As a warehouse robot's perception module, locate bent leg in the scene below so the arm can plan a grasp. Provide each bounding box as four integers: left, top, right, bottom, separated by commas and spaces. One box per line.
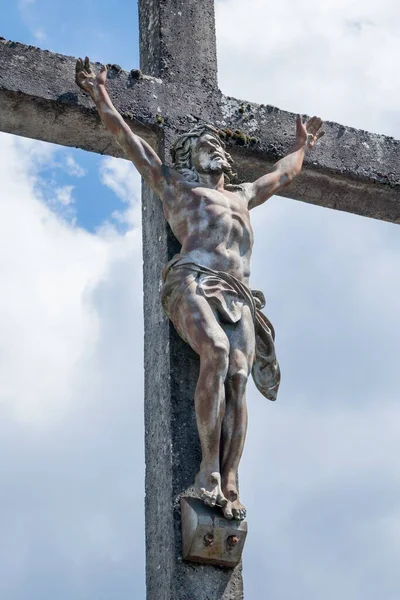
221, 305, 255, 519
168, 279, 230, 508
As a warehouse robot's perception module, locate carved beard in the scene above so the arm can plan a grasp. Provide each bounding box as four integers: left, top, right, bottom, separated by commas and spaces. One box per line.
196, 151, 231, 175
208, 157, 231, 174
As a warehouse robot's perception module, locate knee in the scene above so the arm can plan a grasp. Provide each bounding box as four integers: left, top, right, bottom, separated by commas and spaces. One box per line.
227, 368, 249, 395
231, 368, 249, 385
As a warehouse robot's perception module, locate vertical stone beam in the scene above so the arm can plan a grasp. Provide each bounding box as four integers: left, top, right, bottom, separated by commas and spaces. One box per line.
139, 0, 243, 598
139, 0, 218, 90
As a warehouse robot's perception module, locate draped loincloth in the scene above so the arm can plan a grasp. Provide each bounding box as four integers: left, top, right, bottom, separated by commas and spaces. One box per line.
161, 254, 281, 401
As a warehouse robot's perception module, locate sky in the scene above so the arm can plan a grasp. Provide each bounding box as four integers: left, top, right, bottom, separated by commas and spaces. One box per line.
1, 1, 400, 599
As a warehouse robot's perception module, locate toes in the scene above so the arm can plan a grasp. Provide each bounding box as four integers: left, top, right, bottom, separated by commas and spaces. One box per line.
232, 507, 246, 521
200, 488, 210, 502
223, 504, 233, 520
200, 488, 218, 507
232, 507, 243, 520
217, 492, 228, 507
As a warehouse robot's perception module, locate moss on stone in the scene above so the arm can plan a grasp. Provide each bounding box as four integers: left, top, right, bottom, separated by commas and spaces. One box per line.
130, 69, 143, 80
232, 130, 251, 146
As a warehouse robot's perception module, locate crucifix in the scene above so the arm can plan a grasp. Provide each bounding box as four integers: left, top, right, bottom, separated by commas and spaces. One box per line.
75, 54, 324, 523
1, 1, 399, 598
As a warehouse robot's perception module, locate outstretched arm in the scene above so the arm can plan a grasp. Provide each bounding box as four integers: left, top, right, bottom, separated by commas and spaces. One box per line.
247, 115, 324, 210
75, 57, 178, 198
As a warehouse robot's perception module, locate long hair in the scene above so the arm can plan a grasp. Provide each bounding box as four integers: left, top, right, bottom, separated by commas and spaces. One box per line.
170, 124, 235, 182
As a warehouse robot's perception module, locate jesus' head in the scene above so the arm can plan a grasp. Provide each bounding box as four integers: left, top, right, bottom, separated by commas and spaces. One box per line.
171, 125, 235, 183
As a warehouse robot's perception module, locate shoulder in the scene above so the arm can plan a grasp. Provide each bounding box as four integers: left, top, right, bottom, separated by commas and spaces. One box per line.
224, 182, 254, 203
156, 164, 188, 199
160, 163, 185, 186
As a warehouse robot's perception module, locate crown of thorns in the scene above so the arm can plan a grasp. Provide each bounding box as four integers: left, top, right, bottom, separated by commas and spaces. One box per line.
170, 124, 234, 163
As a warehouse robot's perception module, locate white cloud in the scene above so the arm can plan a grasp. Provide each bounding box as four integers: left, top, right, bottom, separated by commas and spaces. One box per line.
33, 28, 46, 43
239, 197, 400, 599
100, 156, 138, 204
0, 132, 145, 597
99, 156, 142, 229
0, 134, 143, 423
54, 184, 74, 205
65, 155, 87, 178
216, 0, 400, 136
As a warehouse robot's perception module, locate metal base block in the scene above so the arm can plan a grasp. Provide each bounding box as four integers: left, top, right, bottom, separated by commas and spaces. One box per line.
181, 497, 247, 567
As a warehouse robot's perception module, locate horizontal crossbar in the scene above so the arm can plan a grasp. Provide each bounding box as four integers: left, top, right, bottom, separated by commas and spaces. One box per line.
1, 38, 399, 223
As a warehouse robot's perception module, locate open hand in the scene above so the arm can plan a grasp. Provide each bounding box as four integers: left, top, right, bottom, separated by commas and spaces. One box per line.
75, 57, 107, 95
296, 115, 324, 149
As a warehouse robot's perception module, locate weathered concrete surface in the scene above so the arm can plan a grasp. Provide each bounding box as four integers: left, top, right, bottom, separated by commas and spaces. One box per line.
0, 38, 160, 153
0, 37, 219, 155
138, 0, 218, 89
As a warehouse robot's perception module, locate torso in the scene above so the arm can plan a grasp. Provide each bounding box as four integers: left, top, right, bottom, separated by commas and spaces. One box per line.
162, 181, 253, 283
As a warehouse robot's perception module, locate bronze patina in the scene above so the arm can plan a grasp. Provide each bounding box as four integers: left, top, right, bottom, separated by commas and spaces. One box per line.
76, 57, 324, 521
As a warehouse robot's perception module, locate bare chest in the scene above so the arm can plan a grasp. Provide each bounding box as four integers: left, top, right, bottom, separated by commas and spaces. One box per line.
164, 187, 253, 248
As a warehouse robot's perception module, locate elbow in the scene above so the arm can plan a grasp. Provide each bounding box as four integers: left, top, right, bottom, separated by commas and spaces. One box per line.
115, 132, 129, 152
279, 173, 292, 186
282, 167, 301, 185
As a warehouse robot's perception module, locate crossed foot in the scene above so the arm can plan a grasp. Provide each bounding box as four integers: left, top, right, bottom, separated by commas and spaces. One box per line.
194, 468, 247, 521
222, 473, 247, 521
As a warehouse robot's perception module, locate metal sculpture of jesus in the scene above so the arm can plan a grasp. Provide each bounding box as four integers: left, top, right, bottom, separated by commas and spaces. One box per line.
76, 58, 324, 521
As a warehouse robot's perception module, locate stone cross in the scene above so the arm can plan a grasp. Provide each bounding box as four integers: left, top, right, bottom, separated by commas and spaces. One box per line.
1, 1, 400, 598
